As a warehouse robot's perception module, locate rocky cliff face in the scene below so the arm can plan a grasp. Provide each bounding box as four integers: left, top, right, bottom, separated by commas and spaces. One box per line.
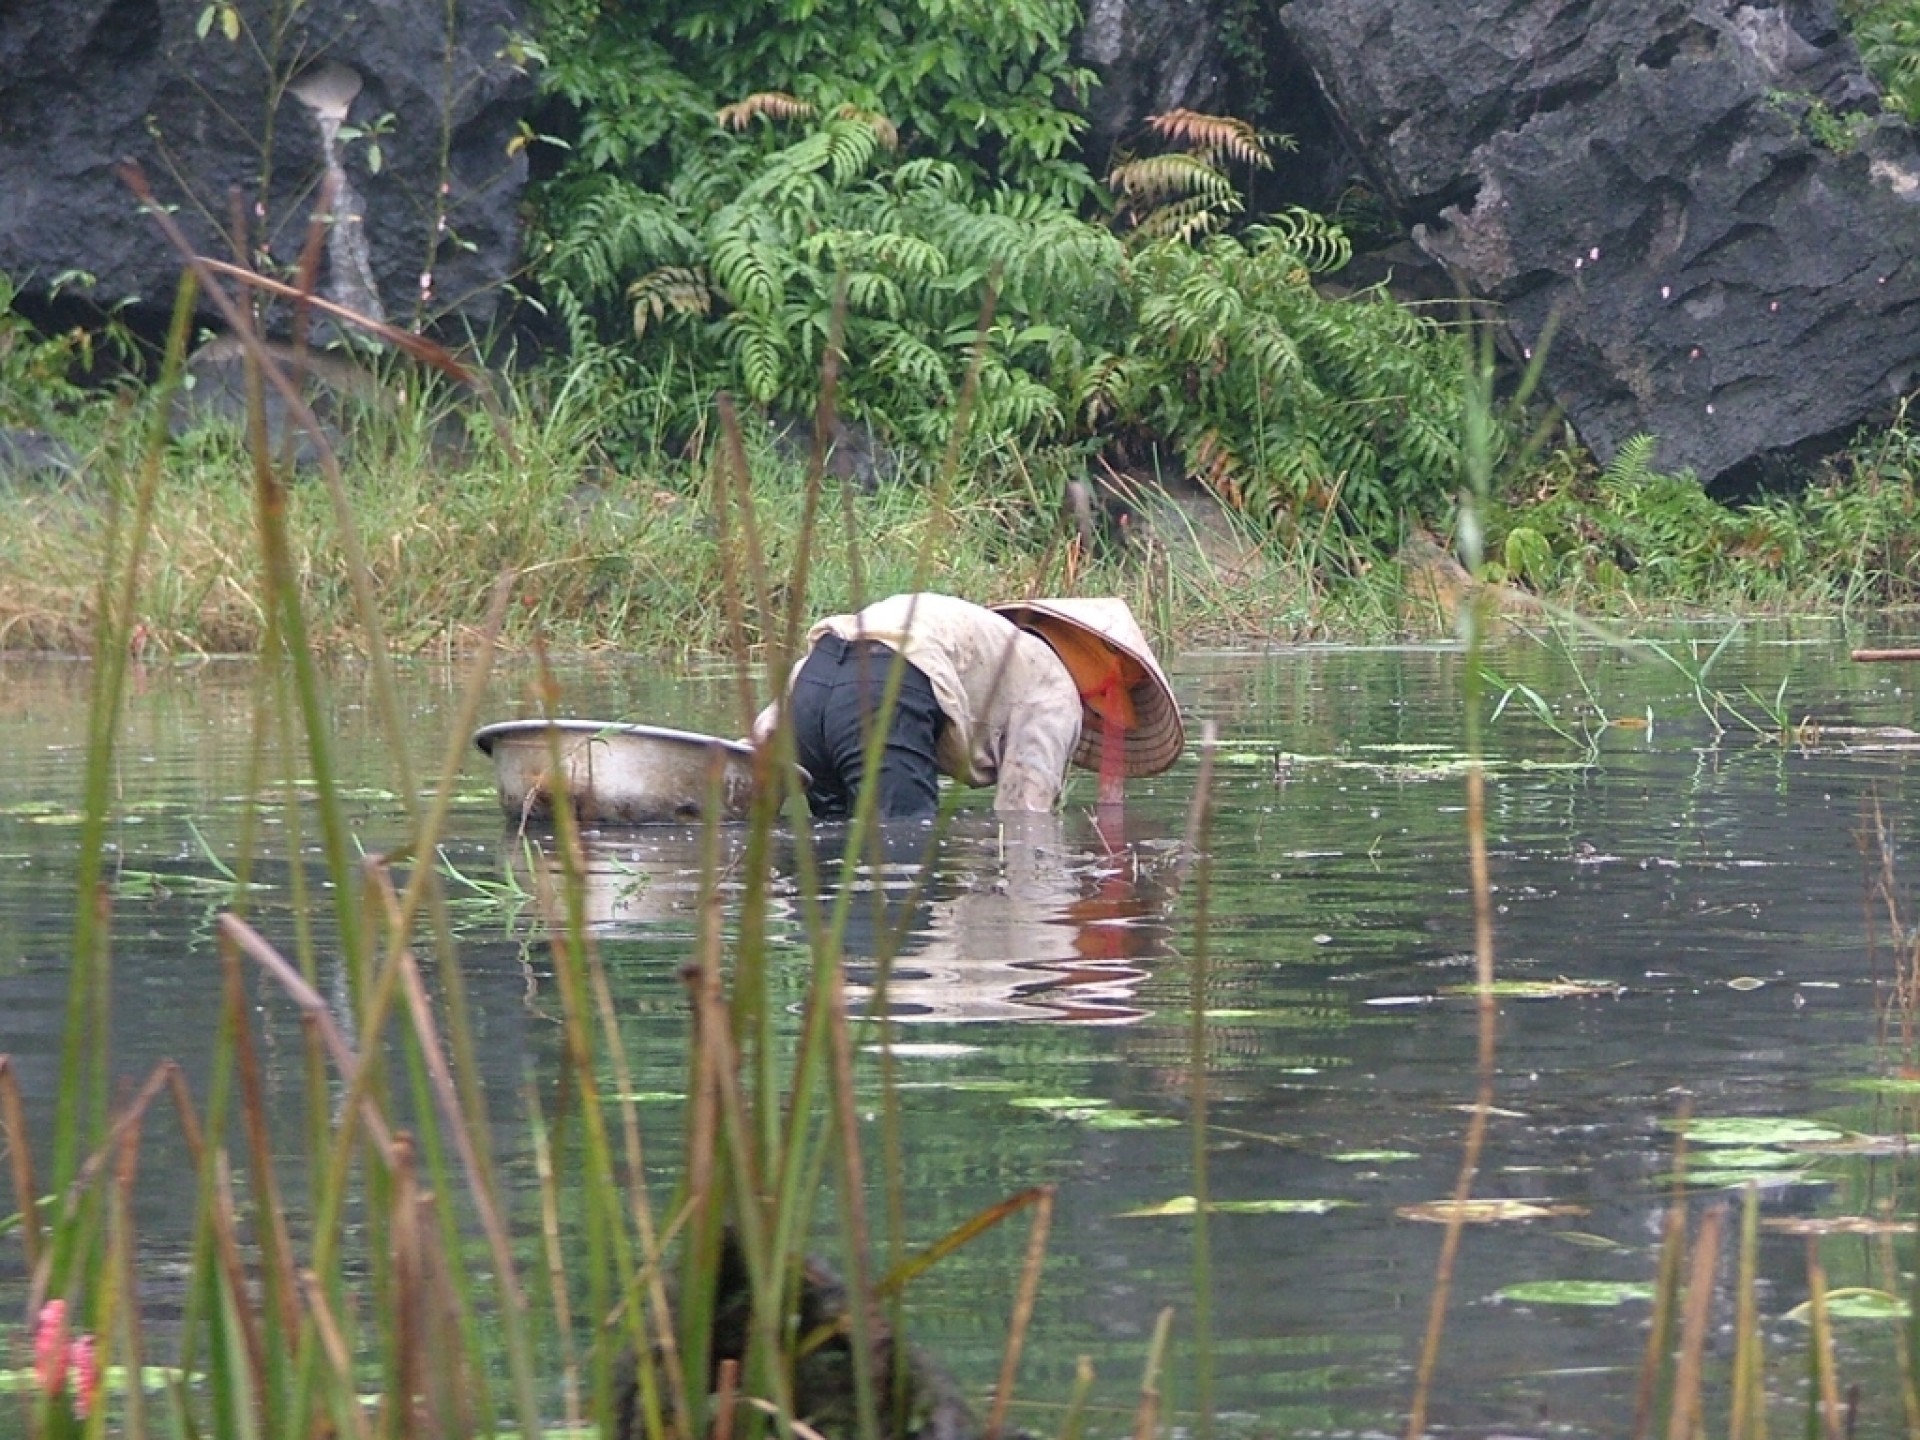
6, 0, 1916, 492
1277, 0, 1920, 493
0, 0, 532, 338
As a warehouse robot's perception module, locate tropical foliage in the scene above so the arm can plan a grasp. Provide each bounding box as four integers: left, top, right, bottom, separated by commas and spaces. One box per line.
1487, 423, 1920, 610
527, 0, 1475, 549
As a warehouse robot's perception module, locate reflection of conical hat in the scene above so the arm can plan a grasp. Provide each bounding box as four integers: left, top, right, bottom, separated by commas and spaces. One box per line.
991, 598, 1184, 777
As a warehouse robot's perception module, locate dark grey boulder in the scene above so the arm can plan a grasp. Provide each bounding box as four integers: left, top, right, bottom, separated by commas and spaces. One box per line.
1278, 0, 1920, 493
1075, 0, 1232, 171
0, 427, 83, 482
0, 0, 533, 341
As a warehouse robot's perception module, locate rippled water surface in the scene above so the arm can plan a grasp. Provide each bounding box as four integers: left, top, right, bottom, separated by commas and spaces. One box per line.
5, 622, 1920, 1436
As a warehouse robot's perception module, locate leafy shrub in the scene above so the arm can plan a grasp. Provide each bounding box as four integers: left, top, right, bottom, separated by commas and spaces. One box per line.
528, 0, 1477, 551
1842, 0, 1920, 119
1486, 427, 1920, 608
0, 276, 95, 430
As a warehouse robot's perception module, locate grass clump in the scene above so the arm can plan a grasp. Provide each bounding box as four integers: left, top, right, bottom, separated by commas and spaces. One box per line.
0, 341, 1330, 658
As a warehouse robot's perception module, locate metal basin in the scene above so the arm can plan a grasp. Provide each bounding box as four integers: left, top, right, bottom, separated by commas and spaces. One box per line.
473, 720, 790, 826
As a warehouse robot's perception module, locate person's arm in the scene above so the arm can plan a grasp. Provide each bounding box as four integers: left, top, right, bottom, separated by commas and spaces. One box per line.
992, 696, 1079, 811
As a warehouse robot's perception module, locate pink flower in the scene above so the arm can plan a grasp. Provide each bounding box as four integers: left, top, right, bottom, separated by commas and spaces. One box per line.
68, 1334, 99, 1420
33, 1299, 68, 1399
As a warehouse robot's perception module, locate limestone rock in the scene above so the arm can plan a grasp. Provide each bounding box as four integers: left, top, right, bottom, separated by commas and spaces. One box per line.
0, 0, 533, 339
1278, 0, 1920, 493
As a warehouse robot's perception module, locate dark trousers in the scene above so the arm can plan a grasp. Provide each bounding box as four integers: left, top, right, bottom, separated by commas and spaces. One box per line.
788, 634, 944, 821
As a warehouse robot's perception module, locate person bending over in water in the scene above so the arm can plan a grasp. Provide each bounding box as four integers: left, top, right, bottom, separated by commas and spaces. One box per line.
753, 592, 1182, 822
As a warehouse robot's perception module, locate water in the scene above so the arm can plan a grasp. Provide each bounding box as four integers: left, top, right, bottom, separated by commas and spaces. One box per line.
4, 623, 1920, 1436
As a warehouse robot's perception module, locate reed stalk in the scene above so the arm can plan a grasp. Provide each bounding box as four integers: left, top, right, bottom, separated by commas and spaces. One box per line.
5, 193, 1252, 1440
1182, 724, 1219, 1440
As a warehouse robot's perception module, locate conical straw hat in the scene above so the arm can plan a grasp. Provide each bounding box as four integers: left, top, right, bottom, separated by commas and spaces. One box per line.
991, 598, 1184, 777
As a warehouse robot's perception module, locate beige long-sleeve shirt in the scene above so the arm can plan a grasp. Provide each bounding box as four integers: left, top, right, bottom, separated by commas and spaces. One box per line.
752, 593, 1082, 811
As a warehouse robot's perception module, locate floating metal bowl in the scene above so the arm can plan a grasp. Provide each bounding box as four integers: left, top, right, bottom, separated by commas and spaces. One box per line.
473, 719, 797, 826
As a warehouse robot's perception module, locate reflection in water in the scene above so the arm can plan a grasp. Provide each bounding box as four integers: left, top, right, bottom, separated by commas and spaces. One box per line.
501, 823, 777, 930
833, 810, 1179, 1024
14, 635, 1920, 1435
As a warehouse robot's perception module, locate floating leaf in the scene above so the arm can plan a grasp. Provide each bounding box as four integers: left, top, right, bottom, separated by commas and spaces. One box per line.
1668, 1167, 1827, 1191
1329, 1150, 1419, 1164
1784, 1288, 1909, 1323
1555, 1231, 1629, 1250
1009, 1095, 1110, 1112
868, 1042, 980, 1059
1673, 1147, 1812, 1172
1080, 1109, 1180, 1131
1834, 1074, 1920, 1095
1497, 1280, 1655, 1307
1398, 1199, 1588, 1224
1726, 976, 1766, 991
1441, 978, 1622, 1000
1763, 1215, 1914, 1236
1120, 1195, 1352, 1218
1672, 1117, 1846, 1148
1789, 1134, 1916, 1157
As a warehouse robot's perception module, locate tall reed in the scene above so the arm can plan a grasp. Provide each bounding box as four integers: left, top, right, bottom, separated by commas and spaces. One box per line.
3, 201, 1110, 1440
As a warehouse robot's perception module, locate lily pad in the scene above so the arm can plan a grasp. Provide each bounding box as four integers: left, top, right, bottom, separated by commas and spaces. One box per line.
1835, 1074, 1920, 1096
1784, 1288, 1909, 1323
1672, 1117, 1846, 1148
1009, 1095, 1110, 1113
1397, 1199, 1588, 1224
1671, 1147, 1813, 1173
1497, 1280, 1655, 1307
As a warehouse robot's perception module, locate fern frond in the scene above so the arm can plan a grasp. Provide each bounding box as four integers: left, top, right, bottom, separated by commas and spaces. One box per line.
1250, 210, 1352, 276
843, 268, 906, 320
708, 229, 785, 314
872, 329, 952, 397
545, 178, 694, 297
627, 266, 712, 337
890, 158, 969, 200
833, 103, 900, 152
1109, 153, 1238, 208
1123, 193, 1230, 247
1146, 109, 1272, 170
1190, 429, 1247, 510
717, 91, 816, 130
1601, 433, 1662, 487
822, 115, 884, 187
721, 310, 787, 401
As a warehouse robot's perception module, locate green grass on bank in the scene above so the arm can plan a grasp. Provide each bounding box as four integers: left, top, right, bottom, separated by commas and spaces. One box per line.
0, 371, 1328, 658
5, 363, 1920, 660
